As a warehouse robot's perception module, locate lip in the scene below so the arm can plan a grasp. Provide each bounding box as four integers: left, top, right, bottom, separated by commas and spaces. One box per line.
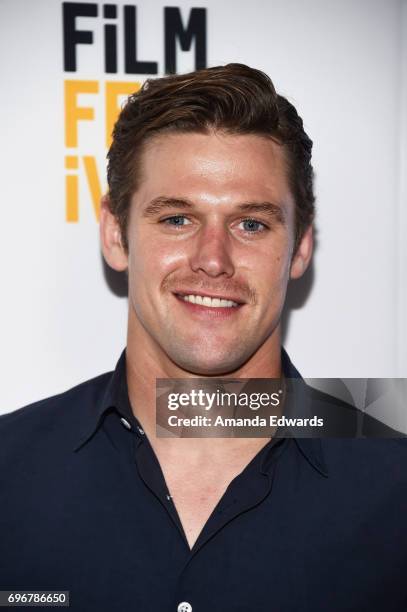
173, 290, 246, 305
173, 293, 244, 319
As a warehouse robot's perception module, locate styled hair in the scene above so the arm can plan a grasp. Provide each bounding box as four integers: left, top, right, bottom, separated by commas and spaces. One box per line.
107, 63, 315, 252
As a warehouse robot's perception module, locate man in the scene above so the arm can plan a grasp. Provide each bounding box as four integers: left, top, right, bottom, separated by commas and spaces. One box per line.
1, 64, 406, 612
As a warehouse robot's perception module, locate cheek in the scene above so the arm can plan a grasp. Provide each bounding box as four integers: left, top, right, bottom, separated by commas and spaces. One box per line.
259, 263, 290, 298
128, 233, 188, 285
247, 251, 292, 314
274, 252, 292, 282
244, 239, 292, 284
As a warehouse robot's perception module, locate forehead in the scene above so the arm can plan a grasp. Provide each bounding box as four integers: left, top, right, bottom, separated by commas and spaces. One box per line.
133, 130, 294, 211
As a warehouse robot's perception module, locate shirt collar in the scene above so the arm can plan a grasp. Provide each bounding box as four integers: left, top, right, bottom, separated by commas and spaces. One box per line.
281, 348, 329, 477
74, 347, 329, 476
74, 348, 137, 451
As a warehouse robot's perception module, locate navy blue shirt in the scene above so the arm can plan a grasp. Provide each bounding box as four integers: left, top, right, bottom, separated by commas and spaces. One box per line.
1, 350, 406, 612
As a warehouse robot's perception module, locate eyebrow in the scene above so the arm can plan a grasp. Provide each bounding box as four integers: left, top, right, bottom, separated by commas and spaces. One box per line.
142, 197, 194, 217
237, 202, 286, 225
141, 196, 287, 225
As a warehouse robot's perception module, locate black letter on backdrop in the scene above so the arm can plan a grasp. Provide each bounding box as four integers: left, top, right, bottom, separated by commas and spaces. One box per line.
164, 7, 207, 74
124, 6, 158, 74
104, 4, 118, 73
63, 2, 98, 72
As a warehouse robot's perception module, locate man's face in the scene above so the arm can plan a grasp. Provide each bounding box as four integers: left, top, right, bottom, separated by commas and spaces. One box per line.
113, 131, 311, 375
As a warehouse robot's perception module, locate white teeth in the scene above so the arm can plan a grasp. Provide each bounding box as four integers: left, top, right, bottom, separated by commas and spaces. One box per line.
181, 294, 238, 308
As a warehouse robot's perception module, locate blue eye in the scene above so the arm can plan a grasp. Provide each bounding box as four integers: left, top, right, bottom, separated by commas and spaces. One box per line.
162, 215, 192, 226
239, 219, 267, 233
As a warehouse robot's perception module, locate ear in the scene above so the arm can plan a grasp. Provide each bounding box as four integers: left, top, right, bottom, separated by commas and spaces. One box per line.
99, 195, 128, 271
290, 224, 314, 279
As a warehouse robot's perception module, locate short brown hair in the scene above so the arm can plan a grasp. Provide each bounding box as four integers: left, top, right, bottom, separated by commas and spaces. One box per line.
107, 63, 315, 252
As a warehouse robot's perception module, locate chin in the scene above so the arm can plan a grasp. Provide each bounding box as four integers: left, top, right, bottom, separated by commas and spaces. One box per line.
170, 348, 249, 377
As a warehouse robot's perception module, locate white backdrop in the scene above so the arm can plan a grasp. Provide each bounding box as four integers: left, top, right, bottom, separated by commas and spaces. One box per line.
1, 0, 406, 414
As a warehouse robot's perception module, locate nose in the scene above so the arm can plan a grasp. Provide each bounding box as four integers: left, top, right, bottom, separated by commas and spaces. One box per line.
189, 223, 235, 278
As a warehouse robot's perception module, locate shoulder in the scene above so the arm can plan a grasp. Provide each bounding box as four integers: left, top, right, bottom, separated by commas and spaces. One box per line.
306, 383, 406, 438
321, 437, 407, 489
0, 371, 113, 456
312, 385, 407, 481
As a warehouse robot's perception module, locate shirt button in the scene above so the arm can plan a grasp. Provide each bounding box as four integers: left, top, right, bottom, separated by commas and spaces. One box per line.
120, 417, 132, 430
177, 603, 192, 612
137, 426, 145, 435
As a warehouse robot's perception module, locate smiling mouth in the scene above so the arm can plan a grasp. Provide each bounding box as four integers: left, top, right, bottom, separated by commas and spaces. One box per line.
174, 293, 242, 309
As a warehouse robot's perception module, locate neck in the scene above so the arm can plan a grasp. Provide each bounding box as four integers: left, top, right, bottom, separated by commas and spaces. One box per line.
125, 310, 282, 454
